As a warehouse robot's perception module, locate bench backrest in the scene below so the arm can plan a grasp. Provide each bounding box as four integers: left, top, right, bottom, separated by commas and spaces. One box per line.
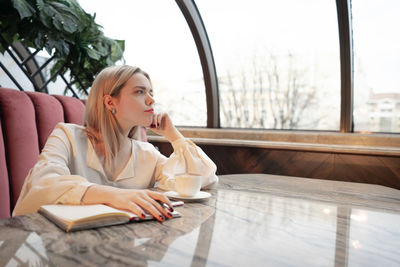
0, 88, 85, 218
0, 87, 147, 218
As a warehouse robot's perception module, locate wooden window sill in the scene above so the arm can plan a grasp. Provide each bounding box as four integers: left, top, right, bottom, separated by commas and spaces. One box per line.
147, 128, 400, 157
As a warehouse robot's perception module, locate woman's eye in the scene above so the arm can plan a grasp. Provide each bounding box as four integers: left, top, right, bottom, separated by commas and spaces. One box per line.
136, 90, 144, 94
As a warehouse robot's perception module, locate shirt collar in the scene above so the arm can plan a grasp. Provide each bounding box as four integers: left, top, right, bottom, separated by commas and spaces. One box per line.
114, 140, 136, 181
86, 138, 136, 181
86, 139, 106, 176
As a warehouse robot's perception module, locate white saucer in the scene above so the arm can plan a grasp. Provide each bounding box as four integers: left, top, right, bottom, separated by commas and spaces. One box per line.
164, 191, 211, 200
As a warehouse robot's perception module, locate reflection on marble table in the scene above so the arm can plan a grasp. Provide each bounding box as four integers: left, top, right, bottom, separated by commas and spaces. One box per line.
0, 174, 399, 266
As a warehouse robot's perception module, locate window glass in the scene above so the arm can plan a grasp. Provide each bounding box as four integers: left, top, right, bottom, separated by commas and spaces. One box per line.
352, 0, 400, 133
79, 0, 206, 126
0, 53, 35, 91
196, 0, 341, 130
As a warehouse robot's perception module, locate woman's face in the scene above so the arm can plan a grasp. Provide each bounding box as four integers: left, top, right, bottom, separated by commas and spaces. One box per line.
112, 73, 155, 132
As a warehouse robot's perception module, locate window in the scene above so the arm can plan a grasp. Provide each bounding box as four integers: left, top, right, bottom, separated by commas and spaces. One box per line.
0, 53, 34, 91
379, 117, 392, 132
353, 0, 400, 133
196, 0, 341, 130
79, 0, 207, 126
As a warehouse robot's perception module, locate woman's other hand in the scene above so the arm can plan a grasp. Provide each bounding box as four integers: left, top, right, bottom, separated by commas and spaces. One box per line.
149, 112, 184, 142
81, 185, 174, 222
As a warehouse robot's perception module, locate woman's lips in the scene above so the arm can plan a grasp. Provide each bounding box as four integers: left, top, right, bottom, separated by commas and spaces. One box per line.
144, 108, 154, 114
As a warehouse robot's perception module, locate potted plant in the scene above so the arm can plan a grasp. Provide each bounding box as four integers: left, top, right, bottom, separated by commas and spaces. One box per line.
0, 0, 125, 94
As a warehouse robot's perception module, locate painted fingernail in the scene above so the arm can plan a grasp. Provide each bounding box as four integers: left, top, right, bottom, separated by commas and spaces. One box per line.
167, 211, 173, 218
159, 215, 165, 221
141, 213, 146, 219
161, 203, 173, 212
151, 124, 156, 128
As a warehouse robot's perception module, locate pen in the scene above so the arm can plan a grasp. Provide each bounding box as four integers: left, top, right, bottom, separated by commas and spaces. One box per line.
157, 200, 174, 212
157, 200, 184, 211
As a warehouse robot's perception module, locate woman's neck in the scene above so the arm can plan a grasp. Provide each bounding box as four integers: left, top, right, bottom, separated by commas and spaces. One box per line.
92, 136, 131, 179
92, 135, 130, 156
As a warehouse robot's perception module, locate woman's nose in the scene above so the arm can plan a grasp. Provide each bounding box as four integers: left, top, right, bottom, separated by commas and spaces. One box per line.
146, 93, 155, 106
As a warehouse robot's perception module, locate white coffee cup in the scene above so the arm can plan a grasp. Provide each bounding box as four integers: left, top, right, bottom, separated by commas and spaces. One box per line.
174, 174, 202, 197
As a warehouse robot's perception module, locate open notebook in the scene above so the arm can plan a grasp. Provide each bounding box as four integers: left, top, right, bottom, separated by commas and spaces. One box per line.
39, 202, 182, 232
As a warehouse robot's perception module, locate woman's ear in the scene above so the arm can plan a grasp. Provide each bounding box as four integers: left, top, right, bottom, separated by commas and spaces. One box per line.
103, 94, 115, 112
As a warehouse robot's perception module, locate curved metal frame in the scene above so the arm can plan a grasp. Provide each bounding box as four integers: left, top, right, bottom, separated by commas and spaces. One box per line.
0, 39, 86, 98
336, 0, 354, 132
175, 0, 220, 128
10, 42, 48, 93
0, 38, 47, 93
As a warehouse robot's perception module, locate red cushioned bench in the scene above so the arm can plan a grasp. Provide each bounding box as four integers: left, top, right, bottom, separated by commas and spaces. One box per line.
0, 87, 146, 218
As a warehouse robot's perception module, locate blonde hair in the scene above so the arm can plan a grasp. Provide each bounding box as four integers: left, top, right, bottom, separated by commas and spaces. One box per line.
84, 65, 151, 169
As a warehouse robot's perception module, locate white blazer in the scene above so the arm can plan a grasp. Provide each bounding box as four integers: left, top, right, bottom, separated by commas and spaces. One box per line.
13, 123, 218, 216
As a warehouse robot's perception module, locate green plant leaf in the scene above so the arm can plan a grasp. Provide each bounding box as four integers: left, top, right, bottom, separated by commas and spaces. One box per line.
86, 48, 100, 60
95, 43, 108, 57
1, 0, 125, 94
34, 31, 45, 48
11, 0, 36, 19
115, 39, 125, 52
37, 0, 53, 28
110, 39, 124, 62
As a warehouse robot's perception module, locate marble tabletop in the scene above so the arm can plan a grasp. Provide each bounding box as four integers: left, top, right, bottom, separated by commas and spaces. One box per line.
1, 174, 399, 267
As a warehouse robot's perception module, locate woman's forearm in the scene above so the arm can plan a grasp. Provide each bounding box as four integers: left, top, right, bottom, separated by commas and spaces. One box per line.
164, 128, 184, 143
81, 184, 116, 205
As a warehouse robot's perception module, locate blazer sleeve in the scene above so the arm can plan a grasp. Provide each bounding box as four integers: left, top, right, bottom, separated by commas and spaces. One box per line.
154, 138, 218, 191
12, 125, 94, 216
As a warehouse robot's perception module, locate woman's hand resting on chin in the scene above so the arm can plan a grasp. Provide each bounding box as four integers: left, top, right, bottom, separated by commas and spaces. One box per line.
149, 112, 184, 143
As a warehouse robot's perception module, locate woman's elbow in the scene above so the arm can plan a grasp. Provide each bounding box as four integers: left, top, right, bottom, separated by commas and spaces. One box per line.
202, 173, 218, 189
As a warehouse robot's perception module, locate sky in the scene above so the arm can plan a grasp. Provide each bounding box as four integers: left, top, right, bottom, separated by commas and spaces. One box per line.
352, 0, 400, 93
79, 0, 202, 86
76, 0, 400, 129
78, 0, 400, 94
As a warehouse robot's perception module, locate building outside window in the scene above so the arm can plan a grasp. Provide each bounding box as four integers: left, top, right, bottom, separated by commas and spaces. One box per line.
352, 0, 400, 133
366, 92, 400, 132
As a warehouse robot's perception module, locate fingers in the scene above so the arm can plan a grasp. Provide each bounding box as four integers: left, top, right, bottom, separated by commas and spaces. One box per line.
147, 191, 173, 211
156, 114, 163, 129
151, 113, 169, 130
142, 195, 174, 220
102, 188, 175, 222
132, 191, 174, 222
150, 114, 158, 128
108, 200, 147, 220
136, 197, 165, 222
125, 201, 147, 220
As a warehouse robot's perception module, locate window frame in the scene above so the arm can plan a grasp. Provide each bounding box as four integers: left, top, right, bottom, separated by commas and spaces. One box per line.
176, 0, 220, 128
177, 0, 357, 133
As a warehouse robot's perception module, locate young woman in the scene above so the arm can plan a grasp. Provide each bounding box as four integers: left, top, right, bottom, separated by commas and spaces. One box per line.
13, 65, 218, 221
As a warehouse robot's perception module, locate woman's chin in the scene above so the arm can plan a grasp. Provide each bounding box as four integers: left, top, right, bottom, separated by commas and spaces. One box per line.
142, 120, 153, 128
